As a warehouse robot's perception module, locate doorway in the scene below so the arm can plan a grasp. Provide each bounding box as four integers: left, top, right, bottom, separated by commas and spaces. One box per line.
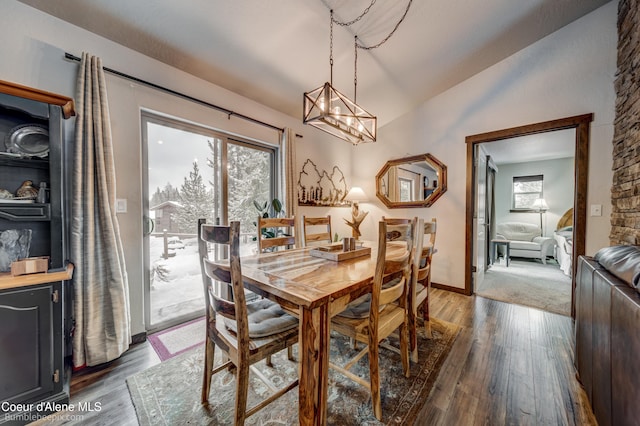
475, 137, 575, 315
464, 114, 593, 317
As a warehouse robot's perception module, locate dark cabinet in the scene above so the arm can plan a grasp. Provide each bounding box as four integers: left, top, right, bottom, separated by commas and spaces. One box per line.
0, 283, 64, 403
0, 80, 74, 425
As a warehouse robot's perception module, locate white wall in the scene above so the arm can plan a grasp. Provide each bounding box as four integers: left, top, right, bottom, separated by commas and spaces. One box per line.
494, 157, 575, 237
0, 1, 352, 335
351, 1, 617, 290
0, 0, 617, 320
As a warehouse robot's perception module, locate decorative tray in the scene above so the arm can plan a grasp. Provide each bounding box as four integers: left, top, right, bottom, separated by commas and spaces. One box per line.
309, 243, 371, 262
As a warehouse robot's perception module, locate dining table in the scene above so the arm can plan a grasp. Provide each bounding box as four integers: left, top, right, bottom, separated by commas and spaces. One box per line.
240, 241, 407, 425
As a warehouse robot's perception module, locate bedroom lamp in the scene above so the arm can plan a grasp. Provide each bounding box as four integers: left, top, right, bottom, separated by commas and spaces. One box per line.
532, 198, 549, 235
344, 187, 369, 239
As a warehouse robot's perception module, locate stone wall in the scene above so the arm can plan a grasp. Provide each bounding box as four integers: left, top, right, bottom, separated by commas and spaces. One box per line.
611, 0, 640, 245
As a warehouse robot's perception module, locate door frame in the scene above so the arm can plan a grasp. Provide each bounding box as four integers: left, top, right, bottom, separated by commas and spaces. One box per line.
141, 111, 279, 332
464, 113, 593, 318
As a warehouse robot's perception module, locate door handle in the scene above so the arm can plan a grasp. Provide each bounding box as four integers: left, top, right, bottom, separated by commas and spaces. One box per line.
144, 216, 155, 236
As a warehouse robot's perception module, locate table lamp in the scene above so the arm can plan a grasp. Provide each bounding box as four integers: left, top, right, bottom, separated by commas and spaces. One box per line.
344, 187, 368, 239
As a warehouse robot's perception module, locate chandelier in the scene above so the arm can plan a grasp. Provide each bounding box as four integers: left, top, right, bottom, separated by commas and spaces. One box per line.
303, 2, 412, 145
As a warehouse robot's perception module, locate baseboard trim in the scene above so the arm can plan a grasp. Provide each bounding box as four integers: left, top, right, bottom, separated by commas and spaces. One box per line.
432, 282, 469, 295
131, 331, 147, 344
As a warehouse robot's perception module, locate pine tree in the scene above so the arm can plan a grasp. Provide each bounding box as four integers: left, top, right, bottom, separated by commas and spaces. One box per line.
174, 161, 214, 233
225, 144, 272, 232
150, 182, 180, 207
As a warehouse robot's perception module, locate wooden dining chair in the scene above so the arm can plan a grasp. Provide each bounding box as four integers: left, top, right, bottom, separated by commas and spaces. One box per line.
198, 219, 299, 425
330, 219, 415, 420
384, 216, 437, 361
410, 218, 437, 361
302, 215, 332, 247
257, 216, 297, 252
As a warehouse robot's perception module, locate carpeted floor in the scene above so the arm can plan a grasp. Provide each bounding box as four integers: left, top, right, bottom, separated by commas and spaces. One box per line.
127, 318, 460, 425
476, 258, 571, 316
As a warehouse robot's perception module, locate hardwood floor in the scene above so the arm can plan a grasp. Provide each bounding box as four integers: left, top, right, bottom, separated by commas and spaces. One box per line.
40, 289, 595, 425
418, 290, 596, 426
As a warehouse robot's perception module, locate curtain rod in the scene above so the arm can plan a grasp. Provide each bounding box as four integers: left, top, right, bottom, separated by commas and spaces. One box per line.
64, 52, 302, 138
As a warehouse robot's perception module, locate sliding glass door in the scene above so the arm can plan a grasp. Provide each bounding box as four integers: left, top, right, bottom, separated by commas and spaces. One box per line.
142, 112, 277, 331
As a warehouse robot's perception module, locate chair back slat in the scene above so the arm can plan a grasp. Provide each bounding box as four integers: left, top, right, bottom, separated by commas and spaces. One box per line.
302, 215, 332, 246
204, 263, 232, 284
258, 216, 297, 252
379, 276, 406, 306
384, 251, 411, 275
416, 266, 430, 282
202, 224, 232, 245
381, 217, 413, 225
211, 293, 237, 320
259, 235, 297, 250
383, 218, 415, 248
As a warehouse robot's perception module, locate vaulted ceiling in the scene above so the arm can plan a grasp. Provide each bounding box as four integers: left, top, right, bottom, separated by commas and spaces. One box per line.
18, 0, 611, 129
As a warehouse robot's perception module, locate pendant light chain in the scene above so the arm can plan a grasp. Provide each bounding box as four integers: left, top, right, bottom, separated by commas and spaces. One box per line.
332, 0, 377, 27
330, 10, 334, 86
354, 36, 358, 104
330, 0, 413, 103
356, 0, 413, 50
331, 0, 413, 51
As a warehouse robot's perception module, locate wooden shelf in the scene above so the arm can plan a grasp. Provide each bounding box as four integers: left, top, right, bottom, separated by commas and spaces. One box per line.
0, 262, 74, 291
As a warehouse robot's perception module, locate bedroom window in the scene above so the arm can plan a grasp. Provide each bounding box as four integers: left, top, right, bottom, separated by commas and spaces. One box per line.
512, 174, 543, 211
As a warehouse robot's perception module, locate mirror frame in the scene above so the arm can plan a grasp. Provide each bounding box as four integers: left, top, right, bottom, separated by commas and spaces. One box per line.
375, 153, 448, 208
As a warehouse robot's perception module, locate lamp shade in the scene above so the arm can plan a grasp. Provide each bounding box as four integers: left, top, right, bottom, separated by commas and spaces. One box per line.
345, 187, 368, 202
532, 198, 549, 211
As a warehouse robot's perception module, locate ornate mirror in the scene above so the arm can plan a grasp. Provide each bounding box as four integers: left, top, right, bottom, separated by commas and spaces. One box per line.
376, 153, 447, 208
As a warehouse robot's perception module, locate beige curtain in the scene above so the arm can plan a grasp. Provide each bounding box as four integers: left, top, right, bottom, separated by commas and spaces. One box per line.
281, 128, 298, 244
71, 52, 131, 367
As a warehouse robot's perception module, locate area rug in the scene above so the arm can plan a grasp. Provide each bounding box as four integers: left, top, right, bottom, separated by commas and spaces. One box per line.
127, 318, 460, 425
148, 316, 205, 361
476, 258, 571, 316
